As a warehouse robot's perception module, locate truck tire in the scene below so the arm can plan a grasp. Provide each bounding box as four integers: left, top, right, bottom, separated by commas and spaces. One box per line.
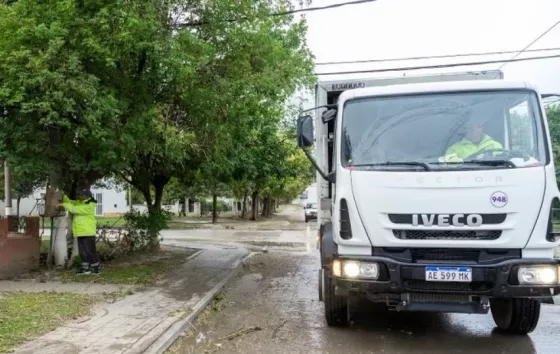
324, 273, 349, 326
318, 269, 324, 302
490, 298, 541, 334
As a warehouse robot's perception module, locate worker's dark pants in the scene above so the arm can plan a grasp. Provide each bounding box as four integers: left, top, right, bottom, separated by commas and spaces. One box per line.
77, 236, 100, 268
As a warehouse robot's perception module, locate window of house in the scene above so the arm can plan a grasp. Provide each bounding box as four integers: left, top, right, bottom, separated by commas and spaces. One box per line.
95, 193, 103, 216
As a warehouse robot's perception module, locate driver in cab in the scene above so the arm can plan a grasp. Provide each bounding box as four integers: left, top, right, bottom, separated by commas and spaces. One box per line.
443, 121, 502, 161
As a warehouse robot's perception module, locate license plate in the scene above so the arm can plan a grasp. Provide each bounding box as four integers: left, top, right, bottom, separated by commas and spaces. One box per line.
425, 266, 472, 282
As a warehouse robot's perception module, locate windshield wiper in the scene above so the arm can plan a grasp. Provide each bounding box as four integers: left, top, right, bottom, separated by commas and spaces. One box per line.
351, 161, 431, 171
462, 160, 516, 168
434, 159, 516, 168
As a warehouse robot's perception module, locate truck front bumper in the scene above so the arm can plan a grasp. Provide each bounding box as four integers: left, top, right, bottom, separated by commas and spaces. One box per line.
331, 256, 560, 299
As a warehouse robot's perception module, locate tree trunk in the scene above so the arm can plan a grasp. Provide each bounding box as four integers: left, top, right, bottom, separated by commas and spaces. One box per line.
241, 191, 248, 219
52, 215, 68, 267
16, 195, 21, 217
141, 187, 152, 211
251, 191, 258, 221
266, 199, 272, 217
212, 193, 218, 224
153, 183, 165, 214
261, 197, 269, 217
49, 171, 68, 267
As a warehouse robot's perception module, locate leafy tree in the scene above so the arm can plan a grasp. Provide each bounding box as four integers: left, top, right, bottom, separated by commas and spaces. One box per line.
0, 0, 131, 196
0, 0, 314, 230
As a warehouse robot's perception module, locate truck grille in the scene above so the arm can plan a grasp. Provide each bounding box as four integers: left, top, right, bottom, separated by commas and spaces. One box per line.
404, 280, 493, 292
409, 293, 470, 302
393, 230, 501, 241
373, 247, 521, 264
411, 248, 480, 262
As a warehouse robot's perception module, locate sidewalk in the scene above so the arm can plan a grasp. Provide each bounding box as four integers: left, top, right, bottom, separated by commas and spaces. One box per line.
11, 246, 249, 354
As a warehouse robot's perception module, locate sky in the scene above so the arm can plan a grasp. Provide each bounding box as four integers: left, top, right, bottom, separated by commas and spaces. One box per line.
294, 0, 560, 106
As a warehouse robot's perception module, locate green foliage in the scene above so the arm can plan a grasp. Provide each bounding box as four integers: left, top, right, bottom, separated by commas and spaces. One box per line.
0, 292, 103, 353
0, 0, 315, 222
200, 198, 233, 214
547, 107, 560, 167
123, 209, 172, 251
0, 0, 127, 191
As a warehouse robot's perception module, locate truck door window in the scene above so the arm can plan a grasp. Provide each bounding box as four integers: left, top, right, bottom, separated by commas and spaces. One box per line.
507, 100, 536, 155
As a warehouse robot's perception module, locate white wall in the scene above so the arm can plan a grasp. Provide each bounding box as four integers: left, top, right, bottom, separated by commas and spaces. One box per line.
0, 183, 243, 217
0, 189, 45, 216
0, 183, 129, 217
91, 187, 128, 216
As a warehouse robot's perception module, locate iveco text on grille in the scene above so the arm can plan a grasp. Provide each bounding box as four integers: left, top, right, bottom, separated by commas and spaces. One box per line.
411, 214, 483, 226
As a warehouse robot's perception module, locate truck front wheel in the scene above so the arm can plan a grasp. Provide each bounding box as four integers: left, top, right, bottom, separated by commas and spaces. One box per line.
324, 273, 349, 326
490, 298, 541, 334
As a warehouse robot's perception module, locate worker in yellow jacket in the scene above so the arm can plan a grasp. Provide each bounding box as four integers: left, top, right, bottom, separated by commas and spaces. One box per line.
445, 121, 503, 160
59, 189, 101, 275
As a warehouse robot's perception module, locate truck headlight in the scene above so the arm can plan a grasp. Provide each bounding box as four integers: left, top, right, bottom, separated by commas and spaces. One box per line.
332, 260, 379, 279
343, 262, 360, 277
518, 265, 559, 285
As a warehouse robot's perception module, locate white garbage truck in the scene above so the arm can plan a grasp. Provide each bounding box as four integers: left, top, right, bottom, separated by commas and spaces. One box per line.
297, 70, 560, 334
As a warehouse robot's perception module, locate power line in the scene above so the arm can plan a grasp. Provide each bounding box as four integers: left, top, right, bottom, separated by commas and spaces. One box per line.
499, 19, 560, 70
316, 47, 560, 66
272, 0, 378, 16
315, 53, 560, 76
181, 0, 378, 27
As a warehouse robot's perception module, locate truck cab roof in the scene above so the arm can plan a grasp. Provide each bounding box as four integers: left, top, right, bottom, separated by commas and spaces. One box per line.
338, 80, 537, 102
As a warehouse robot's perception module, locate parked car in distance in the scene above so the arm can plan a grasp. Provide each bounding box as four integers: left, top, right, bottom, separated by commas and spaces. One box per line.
304, 202, 317, 223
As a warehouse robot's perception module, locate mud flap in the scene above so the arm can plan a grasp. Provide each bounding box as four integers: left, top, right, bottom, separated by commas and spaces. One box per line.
319, 222, 336, 269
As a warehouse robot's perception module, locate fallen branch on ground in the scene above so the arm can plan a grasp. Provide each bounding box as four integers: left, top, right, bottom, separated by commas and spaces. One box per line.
218, 326, 262, 341
272, 319, 287, 338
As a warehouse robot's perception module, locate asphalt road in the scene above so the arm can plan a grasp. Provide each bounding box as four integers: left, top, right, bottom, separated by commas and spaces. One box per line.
165, 207, 560, 354
167, 248, 560, 354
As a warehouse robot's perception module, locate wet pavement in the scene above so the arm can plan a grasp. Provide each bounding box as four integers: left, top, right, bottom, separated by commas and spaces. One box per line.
12, 247, 248, 354
168, 249, 560, 354
161, 206, 317, 252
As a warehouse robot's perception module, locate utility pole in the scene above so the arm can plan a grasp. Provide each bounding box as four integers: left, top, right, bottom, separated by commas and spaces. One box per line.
128, 183, 132, 211
4, 161, 12, 216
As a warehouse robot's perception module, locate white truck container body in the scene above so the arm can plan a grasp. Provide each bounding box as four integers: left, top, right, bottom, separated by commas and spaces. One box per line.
296, 70, 560, 335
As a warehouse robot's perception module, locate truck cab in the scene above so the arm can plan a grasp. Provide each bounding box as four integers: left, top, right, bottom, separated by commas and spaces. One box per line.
297, 76, 560, 334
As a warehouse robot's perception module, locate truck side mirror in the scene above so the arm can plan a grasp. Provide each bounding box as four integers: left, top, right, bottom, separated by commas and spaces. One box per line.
297, 115, 314, 148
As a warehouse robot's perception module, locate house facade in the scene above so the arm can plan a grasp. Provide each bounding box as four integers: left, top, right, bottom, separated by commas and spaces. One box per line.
0, 185, 129, 217
0, 183, 244, 218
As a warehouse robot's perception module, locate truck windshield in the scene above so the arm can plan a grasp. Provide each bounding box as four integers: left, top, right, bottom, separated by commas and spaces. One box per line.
341, 90, 547, 171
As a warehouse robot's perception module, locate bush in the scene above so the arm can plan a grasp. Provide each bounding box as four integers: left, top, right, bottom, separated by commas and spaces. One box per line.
124, 209, 171, 251
200, 199, 233, 215
92, 209, 171, 260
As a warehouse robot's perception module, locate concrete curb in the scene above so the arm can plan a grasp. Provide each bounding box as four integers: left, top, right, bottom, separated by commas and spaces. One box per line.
140, 250, 252, 354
